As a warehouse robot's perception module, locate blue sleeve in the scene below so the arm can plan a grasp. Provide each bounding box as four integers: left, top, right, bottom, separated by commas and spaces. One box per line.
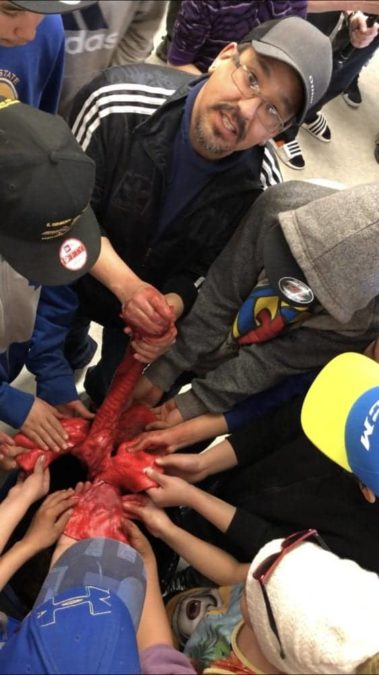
26, 285, 79, 406
0, 380, 34, 429
39, 16, 65, 113
224, 370, 318, 432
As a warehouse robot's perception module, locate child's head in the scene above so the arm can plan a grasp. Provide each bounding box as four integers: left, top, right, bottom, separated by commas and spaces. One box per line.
301, 352, 379, 504
244, 533, 379, 674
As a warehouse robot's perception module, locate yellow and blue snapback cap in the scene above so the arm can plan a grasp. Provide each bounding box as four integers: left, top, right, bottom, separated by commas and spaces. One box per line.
301, 352, 379, 494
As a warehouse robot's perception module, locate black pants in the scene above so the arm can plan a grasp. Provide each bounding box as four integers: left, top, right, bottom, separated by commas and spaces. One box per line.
276, 12, 379, 143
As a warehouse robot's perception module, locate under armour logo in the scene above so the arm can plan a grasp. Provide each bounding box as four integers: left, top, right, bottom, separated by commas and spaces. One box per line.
36, 586, 112, 626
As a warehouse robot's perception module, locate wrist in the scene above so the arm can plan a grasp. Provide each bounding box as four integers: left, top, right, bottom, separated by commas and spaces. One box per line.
14, 536, 40, 559
181, 482, 198, 508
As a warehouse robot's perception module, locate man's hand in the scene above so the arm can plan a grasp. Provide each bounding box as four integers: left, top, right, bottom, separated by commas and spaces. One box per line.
349, 11, 378, 48
21, 398, 69, 452
55, 400, 95, 420
122, 284, 174, 336
149, 399, 184, 429
23, 490, 76, 554
130, 325, 177, 364
144, 468, 193, 508
122, 494, 173, 539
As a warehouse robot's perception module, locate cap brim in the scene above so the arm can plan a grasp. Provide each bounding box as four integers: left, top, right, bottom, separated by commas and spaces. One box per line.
252, 40, 307, 125
11, 0, 96, 14
35, 537, 146, 630
0, 205, 101, 287
301, 353, 379, 471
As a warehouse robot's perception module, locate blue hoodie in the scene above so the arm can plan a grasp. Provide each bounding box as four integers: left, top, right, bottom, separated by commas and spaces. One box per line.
0, 258, 78, 428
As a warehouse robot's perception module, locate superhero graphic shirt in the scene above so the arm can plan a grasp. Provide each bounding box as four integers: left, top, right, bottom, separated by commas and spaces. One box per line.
232, 279, 311, 346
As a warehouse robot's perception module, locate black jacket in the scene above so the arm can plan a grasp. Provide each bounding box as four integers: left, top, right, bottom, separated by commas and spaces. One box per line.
69, 63, 281, 326
182, 396, 379, 575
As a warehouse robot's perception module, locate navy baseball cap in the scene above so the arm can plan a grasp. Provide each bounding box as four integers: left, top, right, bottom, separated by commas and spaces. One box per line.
0, 538, 146, 674
11, 1, 96, 13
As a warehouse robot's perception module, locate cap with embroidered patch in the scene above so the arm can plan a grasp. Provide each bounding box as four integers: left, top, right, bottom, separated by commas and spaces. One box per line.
0, 97, 100, 286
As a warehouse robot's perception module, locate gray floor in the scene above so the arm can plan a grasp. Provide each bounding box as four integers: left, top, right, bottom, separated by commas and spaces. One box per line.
279, 48, 379, 185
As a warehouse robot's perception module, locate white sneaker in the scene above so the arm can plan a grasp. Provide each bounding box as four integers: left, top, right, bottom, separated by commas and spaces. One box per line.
271, 139, 305, 170
302, 112, 331, 142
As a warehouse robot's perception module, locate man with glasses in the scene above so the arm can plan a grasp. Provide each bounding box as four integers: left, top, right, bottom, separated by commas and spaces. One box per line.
64, 16, 332, 408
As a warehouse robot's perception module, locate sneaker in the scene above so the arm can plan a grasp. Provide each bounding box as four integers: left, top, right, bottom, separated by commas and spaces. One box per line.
342, 80, 362, 108
272, 139, 305, 170
302, 112, 331, 142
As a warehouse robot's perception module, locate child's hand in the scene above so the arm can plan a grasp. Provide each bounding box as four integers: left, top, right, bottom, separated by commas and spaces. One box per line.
51, 533, 77, 567
144, 468, 192, 508
122, 519, 156, 565
155, 453, 208, 482
23, 490, 76, 554
22, 456, 50, 503
0, 432, 26, 471
122, 495, 172, 539
6, 456, 50, 506
21, 397, 69, 453
148, 399, 184, 429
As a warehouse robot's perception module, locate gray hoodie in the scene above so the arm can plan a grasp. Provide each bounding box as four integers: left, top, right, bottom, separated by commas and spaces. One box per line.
146, 181, 379, 419
60, 1, 167, 118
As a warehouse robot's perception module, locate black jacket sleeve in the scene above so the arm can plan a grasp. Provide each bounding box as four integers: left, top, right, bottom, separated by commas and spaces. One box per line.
229, 395, 305, 467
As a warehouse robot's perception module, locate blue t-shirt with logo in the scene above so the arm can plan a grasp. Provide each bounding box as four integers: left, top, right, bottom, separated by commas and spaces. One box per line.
0, 15, 65, 112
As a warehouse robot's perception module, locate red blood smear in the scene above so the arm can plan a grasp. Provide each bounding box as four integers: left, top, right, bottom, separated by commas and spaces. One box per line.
64, 482, 129, 543
14, 346, 168, 545
97, 445, 164, 492
114, 403, 157, 445
15, 418, 91, 472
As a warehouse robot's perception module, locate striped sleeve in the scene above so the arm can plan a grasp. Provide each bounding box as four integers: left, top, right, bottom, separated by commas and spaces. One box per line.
260, 143, 283, 189
70, 80, 176, 151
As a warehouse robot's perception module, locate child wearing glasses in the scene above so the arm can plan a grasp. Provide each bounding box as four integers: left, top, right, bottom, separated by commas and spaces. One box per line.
124, 490, 379, 674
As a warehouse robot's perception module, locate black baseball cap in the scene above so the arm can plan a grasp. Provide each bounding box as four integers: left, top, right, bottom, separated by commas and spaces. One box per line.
243, 17, 333, 125
0, 97, 101, 286
264, 224, 316, 308
10, 1, 96, 13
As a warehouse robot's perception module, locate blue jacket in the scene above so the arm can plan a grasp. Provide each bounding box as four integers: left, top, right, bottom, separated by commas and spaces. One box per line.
0, 259, 78, 428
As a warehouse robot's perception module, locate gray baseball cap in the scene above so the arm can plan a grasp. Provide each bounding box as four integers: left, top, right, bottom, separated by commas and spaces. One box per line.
11, 1, 96, 13
244, 17, 333, 125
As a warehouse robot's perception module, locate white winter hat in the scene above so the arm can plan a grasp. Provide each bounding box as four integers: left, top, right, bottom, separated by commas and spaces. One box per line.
245, 538, 379, 674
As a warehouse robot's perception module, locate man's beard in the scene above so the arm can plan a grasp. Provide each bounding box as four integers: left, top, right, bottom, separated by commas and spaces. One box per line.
193, 103, 247, 157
